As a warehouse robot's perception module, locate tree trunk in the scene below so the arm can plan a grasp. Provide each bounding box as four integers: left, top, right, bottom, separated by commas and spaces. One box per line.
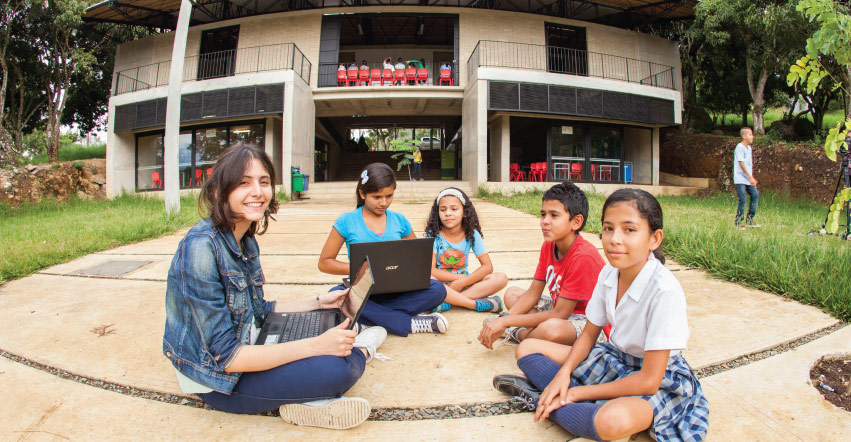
746, 62, 769, 134
742, 105, 748, 128
840, 66, 851, 120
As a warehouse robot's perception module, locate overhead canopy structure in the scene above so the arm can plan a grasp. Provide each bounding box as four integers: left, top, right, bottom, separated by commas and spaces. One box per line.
84, 0, 697, 30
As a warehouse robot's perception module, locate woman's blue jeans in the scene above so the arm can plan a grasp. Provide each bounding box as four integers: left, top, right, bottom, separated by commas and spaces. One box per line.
735, 184, 758, 223
198, 350, 366, 414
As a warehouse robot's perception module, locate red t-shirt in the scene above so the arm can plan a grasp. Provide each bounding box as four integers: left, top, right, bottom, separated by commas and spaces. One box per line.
533, 234, 605, 315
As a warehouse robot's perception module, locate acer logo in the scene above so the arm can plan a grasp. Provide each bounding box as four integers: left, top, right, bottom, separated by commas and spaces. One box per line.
385, 265, 399, 270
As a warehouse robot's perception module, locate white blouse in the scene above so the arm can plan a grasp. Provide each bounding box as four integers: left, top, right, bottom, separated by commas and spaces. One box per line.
585, 254, 690, 359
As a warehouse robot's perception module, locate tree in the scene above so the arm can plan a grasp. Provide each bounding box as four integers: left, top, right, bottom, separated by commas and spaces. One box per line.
698, 0, 812, 134
787, 0, 851, 235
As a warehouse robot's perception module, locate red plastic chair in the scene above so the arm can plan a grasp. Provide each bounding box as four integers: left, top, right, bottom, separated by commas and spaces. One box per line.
370, 68, 381, 86
509, 163, 526, 182
194, 169, 203, 186
599, 165, 612, 181
405, 67, 416, 85
206, 168, 213, 179
539, 162, 548, 181
337, 70, 347, 86
439, 69, 453, 86
569, 163, 582, 181
151, 171, 162, 189
394, 69, 405, 85
417, 68, 428, 85
382, 69, 393, 86
358, 69, 370, 86
347, 68, 358, 86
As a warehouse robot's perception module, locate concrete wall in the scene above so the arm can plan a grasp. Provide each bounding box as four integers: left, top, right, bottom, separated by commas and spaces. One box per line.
488, 115, 510, 182
105, 101, 136, 197
624, 126, 652, 185
283, 77, 316, 193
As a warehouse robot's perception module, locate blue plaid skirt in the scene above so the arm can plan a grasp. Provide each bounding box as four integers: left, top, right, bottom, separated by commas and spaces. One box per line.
572, 342, 709, 442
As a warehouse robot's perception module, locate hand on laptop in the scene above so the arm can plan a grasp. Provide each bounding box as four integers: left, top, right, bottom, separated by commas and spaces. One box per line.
319, 288, 350, 309
311, 319, 356, 357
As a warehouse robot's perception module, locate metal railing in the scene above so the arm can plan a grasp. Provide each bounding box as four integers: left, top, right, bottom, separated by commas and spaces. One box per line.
113, 43, 311, 95
467, 40, 675, 90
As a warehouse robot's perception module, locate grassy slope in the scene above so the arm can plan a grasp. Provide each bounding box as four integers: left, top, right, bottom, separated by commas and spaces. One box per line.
479, 189, 851, 321
0, 195, 200, 283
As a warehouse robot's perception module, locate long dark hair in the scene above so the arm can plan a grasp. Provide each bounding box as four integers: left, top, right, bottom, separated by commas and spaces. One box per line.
425, 187, 482, 247
199, 143, 279, 236
601, 188, 665, 264
356, 162, 396, 208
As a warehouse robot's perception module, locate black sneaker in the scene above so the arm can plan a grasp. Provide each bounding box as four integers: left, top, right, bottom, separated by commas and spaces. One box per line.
493, 374, 541, 411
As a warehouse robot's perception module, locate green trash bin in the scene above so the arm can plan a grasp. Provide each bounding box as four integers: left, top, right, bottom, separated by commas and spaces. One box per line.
292, 173, 306, 192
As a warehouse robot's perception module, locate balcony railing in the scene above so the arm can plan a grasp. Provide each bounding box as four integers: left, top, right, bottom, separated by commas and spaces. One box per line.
113, 43, 311, 95
467, 40, 675, 90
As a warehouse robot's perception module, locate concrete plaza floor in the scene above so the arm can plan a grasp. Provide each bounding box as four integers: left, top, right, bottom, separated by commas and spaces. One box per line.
0, 198, 849, 441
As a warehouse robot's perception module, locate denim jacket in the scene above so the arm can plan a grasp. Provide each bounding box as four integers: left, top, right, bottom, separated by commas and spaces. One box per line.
162, 218, 274, 394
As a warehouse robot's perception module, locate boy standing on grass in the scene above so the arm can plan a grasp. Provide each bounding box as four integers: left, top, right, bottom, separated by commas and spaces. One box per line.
478, 182, 606, 349
734, 127, 759, 229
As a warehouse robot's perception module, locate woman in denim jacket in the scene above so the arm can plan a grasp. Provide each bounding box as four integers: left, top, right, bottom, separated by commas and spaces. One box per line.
163, 144, 386, 429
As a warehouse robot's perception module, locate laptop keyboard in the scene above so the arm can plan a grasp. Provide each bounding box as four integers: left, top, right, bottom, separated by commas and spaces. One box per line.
279, 312, 323, 342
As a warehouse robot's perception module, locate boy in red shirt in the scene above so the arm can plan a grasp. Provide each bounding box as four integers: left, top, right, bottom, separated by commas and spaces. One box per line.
478, 182, 606, 349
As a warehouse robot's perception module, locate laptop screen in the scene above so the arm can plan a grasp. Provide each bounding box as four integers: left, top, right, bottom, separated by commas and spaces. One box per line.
341, 258, 372, 323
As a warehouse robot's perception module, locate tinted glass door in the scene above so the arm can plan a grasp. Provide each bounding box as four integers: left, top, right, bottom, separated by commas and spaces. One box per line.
198, 26, 239, 80
589, 127, 622, 183
546, 23, 587, 76
550, 125, 585, 181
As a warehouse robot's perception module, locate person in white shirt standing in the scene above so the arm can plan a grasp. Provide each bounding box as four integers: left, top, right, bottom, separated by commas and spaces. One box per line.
734, 127, 759, 228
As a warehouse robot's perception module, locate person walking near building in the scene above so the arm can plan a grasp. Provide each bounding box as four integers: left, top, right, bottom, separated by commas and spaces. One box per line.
413, 147, 423, 180
733, 127, 759, 229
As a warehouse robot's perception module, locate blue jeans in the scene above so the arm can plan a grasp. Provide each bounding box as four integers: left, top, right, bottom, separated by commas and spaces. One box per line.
735, 184, 759, 223
330, 279, 446, 336
198, 350, 366, 414
413, 162, 423, 180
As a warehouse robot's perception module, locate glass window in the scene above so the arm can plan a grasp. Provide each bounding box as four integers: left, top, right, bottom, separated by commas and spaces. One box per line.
136, 121, 265, 191
229, 124, 264, 147
550, 126, 584, 181
197, 126, 227, 187
178, 131, 194, 187
137, 134, 163, 190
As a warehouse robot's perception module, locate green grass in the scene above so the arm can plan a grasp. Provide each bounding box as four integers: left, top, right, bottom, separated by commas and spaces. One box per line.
28, 144, 106, 164
478, 188, 851, 321
0, 195, 200, 284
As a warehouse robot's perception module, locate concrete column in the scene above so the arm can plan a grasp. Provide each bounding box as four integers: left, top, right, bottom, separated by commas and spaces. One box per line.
281, 82, 295, 194
163, 0, 193, 214
461, 79, 488, 185
652, 127, 660, 186
488, 115, 510, 182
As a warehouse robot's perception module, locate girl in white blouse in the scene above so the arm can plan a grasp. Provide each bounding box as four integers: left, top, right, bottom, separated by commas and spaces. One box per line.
503, 189, 709, 442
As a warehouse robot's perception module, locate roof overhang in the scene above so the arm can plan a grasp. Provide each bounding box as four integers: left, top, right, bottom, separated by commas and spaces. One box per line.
84, 0, 696, 31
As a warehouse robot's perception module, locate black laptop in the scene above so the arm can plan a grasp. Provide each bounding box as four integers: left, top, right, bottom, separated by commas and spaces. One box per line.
349, 237, 433, 295
257, 257, 375, 345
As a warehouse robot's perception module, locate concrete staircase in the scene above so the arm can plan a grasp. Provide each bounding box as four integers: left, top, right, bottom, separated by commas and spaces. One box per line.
295, 179, 475, 201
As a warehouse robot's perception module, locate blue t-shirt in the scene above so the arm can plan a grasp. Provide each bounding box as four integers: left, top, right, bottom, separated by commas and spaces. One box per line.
431, 230, 487, 275
332, 207, 413, 258
733, 142, 753, 185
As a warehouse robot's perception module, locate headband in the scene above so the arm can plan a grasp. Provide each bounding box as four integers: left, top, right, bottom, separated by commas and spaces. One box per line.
360, 170, 369, 185
436, 188, 466, 206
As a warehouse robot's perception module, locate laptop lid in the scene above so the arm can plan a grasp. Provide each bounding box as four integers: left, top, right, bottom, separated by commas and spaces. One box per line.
340, 256, 374, 330
349, 237, 434, 295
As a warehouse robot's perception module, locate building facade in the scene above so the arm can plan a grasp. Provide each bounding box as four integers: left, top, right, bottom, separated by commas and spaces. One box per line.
86, 1, 691, 196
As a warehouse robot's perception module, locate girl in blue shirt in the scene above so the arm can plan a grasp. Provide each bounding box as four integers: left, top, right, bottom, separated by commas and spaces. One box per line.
319, 162, 448, 336
425, 187, 507, 313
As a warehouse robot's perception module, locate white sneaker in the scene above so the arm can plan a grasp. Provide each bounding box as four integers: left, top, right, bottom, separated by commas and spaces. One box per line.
354, 326, 388, 363
411, 312, 449, 333
279, 397, 370, 429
